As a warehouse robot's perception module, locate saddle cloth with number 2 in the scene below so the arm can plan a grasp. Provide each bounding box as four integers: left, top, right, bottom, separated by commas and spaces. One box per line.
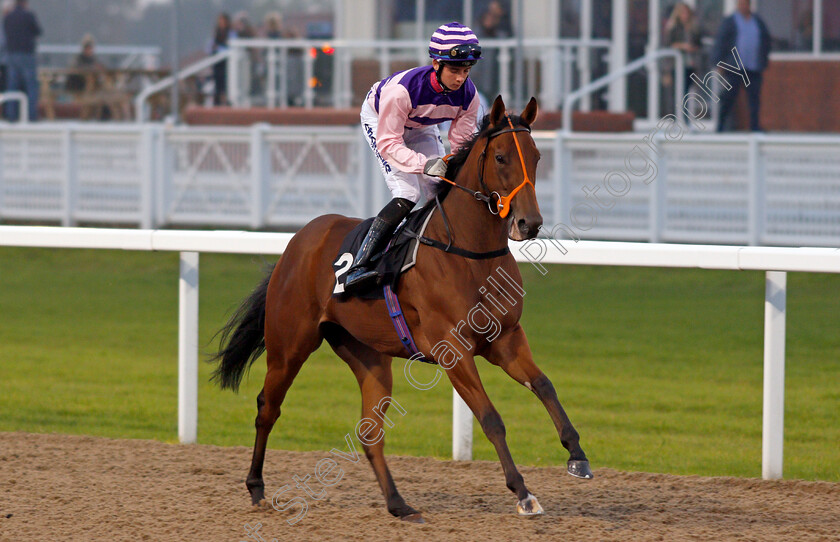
332, 201, 437, 300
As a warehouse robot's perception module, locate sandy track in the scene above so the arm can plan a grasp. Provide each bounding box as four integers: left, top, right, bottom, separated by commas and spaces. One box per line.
1, 432, 838, 541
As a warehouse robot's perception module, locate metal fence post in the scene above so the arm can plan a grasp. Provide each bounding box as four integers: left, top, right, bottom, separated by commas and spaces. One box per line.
650, 134, 665, 243
452, 389, 473, 460
748, 135, 765, 246
140, 125, 156, 229
358, 130, 372, 218
266, 46, 277, 108
762, 270, 786, 479
303, 48, 315, 109
250, 123, 268, 229
156, 126, 169, 227
553, 132, 564, 227
178, 251, 199, 444
62, 126, 77, 227
559, 132, 572, 226
227, 46, 240, 107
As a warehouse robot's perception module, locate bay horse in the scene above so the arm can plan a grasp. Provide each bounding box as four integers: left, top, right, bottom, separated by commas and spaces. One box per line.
211, 95, 592, 522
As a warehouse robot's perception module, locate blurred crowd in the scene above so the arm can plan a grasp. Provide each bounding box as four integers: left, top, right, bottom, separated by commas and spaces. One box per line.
208, 10, 301, 106
1, 0, 774, 131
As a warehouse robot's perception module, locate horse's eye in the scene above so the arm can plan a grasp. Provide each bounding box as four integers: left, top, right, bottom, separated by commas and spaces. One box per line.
494, 154, 505, 164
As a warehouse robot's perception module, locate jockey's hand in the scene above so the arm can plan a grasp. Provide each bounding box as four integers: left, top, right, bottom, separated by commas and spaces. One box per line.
423, 157, 448, 178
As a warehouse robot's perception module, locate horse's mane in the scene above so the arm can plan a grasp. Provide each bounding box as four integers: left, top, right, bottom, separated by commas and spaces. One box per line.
441, 112, 530, 202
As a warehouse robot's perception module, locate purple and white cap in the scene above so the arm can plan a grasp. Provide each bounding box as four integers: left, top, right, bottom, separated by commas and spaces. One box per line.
428, 22, 481, 62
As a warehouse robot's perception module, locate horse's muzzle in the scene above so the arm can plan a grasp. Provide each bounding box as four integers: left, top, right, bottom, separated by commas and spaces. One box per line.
512, 214, 542, 241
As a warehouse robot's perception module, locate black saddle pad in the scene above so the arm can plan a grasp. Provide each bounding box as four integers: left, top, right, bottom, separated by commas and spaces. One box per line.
332, 201, 437, 300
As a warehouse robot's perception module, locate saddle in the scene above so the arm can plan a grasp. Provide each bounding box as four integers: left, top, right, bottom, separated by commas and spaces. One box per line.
332, 200, 437, 300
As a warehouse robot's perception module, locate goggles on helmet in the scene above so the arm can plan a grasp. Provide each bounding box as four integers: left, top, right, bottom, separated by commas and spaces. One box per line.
444, 44, 482, 61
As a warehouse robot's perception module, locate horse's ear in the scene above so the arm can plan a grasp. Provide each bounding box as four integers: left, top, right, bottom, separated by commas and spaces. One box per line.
521, 97, 538, 126
489, 95, 506, 126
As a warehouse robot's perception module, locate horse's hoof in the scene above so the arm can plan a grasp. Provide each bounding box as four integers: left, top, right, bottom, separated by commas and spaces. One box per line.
400, 512, 425, 524
516, 493, 544, 517
567, 459, 594, 479
247, 480, 266, 505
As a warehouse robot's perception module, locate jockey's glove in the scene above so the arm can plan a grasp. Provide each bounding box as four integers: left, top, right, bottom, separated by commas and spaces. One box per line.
423, 157, 448, 178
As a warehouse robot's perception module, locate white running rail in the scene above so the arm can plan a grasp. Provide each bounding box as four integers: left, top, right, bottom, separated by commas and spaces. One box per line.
3, 225, 838, 479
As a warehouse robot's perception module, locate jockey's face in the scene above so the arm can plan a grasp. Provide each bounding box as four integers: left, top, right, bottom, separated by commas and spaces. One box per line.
434, 60, 472, 91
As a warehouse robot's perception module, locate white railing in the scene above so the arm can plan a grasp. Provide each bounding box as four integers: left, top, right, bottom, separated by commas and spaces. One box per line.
2, 123, 840, 248
551, 132, 840, 247
225, 37, 612, 111
135, 50, 231, 122
2, 225, 838, 479
563, 49, 684, 132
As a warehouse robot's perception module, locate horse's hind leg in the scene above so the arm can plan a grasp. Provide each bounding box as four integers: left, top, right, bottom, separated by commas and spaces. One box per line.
325, 327, 423, 523
247, 328, 322, 506
485, 324, 593, 479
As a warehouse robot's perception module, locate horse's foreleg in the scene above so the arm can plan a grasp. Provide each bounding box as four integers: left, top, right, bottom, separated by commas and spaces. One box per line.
327, 331, 423, 523
484, 325, 593, 479
445, 355, 543, 516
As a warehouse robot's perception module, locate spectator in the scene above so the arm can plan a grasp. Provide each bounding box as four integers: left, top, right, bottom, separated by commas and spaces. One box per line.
2, 0, 41, 121
65, 33, 103, 94
67, 33, 121, 120
472, 0, 509, 99
664, 2, 703, 96
262, 11, 283, 39
794, 5, 813, 51
0, 1, 11, 100
233, 11, 260, 101
209, 12, 235, 106
74, 33, 103, 69
233, 11, 256, 40
711, 0, 771, 132
258, 12, 286, 105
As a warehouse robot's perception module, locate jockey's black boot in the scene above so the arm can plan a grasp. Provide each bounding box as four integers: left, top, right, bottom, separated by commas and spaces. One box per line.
344, 197, 414, 294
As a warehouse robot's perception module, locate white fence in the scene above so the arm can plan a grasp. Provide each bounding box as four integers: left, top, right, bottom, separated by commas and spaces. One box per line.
225, 37, 613, 112
2, 123, 840, 247
2, 225, 839, 479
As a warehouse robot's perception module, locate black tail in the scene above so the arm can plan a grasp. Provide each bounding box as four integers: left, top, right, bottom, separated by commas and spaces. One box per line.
209, 268, 273, 392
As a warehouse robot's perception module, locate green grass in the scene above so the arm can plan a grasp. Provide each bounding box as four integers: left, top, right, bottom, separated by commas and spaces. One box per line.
1, 247, 838, 481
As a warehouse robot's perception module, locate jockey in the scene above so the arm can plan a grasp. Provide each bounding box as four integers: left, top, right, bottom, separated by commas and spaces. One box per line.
345, 22, 482, 293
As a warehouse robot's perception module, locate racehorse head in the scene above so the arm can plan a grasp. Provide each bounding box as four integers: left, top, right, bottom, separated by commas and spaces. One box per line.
481, 95, 542, 241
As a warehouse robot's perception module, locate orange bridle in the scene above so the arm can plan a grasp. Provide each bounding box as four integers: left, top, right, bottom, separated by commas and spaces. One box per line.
494, 115, 534, 218
438, 114, 534, 218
